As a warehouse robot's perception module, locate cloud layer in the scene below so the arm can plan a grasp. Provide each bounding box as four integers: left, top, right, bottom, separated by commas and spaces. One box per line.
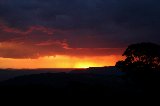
0, 0, 160, 58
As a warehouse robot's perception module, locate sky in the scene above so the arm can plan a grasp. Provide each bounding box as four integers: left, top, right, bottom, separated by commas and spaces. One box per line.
0, 0, 160, 68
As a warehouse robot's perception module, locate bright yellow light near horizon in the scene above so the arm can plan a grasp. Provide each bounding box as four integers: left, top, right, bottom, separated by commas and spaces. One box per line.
74, 62, 102, 68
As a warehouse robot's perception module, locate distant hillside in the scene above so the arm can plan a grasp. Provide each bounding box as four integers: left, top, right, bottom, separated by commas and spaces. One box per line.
0, 67, 124, 81
0, 72, 144, 98
0, 72, 125, 87
0, 68, 72, 81
70, 66, 125, 76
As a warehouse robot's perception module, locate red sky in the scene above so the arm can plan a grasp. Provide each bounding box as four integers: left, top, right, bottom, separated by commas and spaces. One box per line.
0, 0, 159, 68
0, 25, 125, 68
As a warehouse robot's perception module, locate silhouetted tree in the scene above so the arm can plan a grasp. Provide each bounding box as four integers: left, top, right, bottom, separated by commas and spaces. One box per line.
116, 42, 160, 72
116, 42, 160, 88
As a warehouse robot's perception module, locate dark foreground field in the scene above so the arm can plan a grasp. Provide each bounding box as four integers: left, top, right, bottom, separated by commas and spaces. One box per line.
0, 68, 160, 102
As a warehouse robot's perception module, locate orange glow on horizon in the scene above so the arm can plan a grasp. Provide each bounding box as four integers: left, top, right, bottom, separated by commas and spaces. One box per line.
0, 55, 124, 69
74, 62, 98, 68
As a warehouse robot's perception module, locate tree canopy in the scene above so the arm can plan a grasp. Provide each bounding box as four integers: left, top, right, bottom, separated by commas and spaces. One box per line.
116, 42, 160, 72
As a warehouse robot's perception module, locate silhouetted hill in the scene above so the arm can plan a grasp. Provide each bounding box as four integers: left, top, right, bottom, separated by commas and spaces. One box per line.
1, 72, 125, 87
0, 68, 73, 81
70, 66, 125, 76
0, 72, 145, 99
1, 67, 159, 100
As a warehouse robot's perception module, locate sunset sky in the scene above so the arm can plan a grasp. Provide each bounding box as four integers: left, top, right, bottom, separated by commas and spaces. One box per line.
0, 0, 160, 68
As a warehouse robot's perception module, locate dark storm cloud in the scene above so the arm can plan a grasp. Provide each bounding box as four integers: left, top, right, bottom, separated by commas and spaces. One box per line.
0, 0, 160, 58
